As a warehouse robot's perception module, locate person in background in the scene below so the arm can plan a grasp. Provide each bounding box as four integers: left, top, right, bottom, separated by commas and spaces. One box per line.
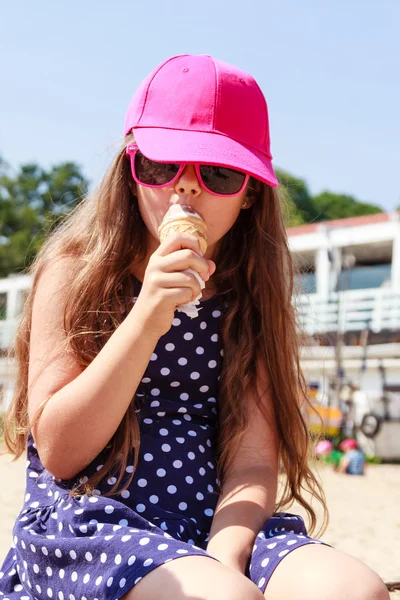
314, 439, 333, 460
338, 438, 366, 475
314, 439, 344, 471
339, 382, 356, 438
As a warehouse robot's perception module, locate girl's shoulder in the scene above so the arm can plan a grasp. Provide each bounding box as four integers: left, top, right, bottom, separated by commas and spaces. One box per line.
34, 255, 84, 289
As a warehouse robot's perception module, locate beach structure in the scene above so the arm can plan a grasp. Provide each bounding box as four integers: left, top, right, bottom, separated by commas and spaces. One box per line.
290, 211, 400, 459
1, 212, 400, 457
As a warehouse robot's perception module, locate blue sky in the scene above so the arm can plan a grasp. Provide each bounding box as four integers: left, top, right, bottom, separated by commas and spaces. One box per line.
1, 0, 399, 211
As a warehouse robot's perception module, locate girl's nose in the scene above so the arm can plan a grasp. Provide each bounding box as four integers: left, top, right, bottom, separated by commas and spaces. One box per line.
174, 165, 201, 197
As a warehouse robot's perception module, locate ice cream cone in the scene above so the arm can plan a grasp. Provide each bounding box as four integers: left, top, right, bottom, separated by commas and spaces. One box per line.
158, 205, 207, 254
158, 205, 208, 319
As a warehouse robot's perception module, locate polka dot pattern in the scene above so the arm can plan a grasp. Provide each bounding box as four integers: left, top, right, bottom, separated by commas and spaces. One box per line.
0, 280, 328, 598
248, 513, 326, 593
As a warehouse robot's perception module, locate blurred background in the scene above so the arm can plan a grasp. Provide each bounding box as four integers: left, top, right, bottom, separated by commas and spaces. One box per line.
1, 0, 399, 593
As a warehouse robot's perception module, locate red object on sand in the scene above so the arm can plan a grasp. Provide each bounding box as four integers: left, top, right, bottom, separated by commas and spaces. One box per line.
339, 438, 358, 451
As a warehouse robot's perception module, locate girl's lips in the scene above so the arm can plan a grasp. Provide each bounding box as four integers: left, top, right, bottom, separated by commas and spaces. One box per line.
162, 204, 205, 222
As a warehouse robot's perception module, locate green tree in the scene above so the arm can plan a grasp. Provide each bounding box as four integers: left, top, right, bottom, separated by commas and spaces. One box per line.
0, 157, 89, 278
312, 191, 383, 222
275, 169, 315, 226
275, 168, 384, 226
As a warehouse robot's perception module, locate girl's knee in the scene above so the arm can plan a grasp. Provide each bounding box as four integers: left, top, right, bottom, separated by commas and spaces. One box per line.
353, 575, 389, 600
330, 561, 389, 600
326, 574, 389, 600
224, 580, 264, 600
313, 561, 389, 600
265, 569, 389, 600
121, 555, 264, 600
264, 545, 390, 600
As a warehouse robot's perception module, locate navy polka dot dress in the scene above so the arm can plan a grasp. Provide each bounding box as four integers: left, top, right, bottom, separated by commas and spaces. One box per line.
0, 280, 324, 599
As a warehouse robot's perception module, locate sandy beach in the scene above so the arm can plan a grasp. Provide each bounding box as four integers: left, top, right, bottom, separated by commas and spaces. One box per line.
0, 453, 399, 597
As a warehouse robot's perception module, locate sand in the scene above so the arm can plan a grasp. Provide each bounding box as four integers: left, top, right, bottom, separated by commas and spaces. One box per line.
0, 453, 399, 597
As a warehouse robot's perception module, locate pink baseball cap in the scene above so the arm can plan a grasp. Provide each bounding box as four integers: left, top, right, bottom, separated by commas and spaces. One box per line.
124, 54, 278, 188
339, 439, 358, 452
315, 440, 333, 456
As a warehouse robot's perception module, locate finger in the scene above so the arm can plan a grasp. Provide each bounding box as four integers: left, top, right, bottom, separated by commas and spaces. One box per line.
155, 271, 203, 300
161, 286, 200, 306
159, 270, 202, 290
156, 232, 204, 258
207, 260, 216, 277
160, 249, 210, 281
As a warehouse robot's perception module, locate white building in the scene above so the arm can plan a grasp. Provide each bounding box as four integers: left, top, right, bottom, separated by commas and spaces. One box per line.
1, 212, 400, 456
290, 211, 400, 458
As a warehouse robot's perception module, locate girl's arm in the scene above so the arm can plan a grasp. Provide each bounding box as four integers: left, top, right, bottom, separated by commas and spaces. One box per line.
28, 259, 161, 479
206, 370, 279, 573
29, 235, 212, 480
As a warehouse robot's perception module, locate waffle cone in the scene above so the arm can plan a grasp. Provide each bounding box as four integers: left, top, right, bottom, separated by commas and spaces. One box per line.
158, 215, 208, 254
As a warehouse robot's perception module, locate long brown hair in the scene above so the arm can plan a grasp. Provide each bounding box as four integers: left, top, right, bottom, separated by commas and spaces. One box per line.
4, 136, 327, 535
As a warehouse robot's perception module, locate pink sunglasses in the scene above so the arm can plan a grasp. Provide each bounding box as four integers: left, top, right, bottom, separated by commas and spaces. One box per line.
126, 144, 249, 197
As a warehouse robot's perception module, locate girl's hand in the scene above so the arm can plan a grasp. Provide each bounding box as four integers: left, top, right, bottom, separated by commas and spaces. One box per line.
132, 233, 216, 338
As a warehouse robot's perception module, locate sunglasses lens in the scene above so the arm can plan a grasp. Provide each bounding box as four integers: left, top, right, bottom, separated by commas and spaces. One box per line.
134, 152, 180, 186
199, 165, 246, 195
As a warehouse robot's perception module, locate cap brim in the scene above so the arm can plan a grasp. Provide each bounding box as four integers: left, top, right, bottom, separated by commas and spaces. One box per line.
132, 127, 279, 188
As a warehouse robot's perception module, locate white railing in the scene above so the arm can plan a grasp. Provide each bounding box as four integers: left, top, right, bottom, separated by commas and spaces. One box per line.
1, 284, 400, 350
0, 275, 31, 351
296, 288, 400, 335
0, 318, 19, 351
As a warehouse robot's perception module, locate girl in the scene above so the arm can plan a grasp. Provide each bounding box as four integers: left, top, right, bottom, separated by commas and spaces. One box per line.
1, 54, 388, 600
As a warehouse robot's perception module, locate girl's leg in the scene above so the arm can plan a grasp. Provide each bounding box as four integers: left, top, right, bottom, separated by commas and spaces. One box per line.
264, 544, 389, 600
122, 555, 264, 600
